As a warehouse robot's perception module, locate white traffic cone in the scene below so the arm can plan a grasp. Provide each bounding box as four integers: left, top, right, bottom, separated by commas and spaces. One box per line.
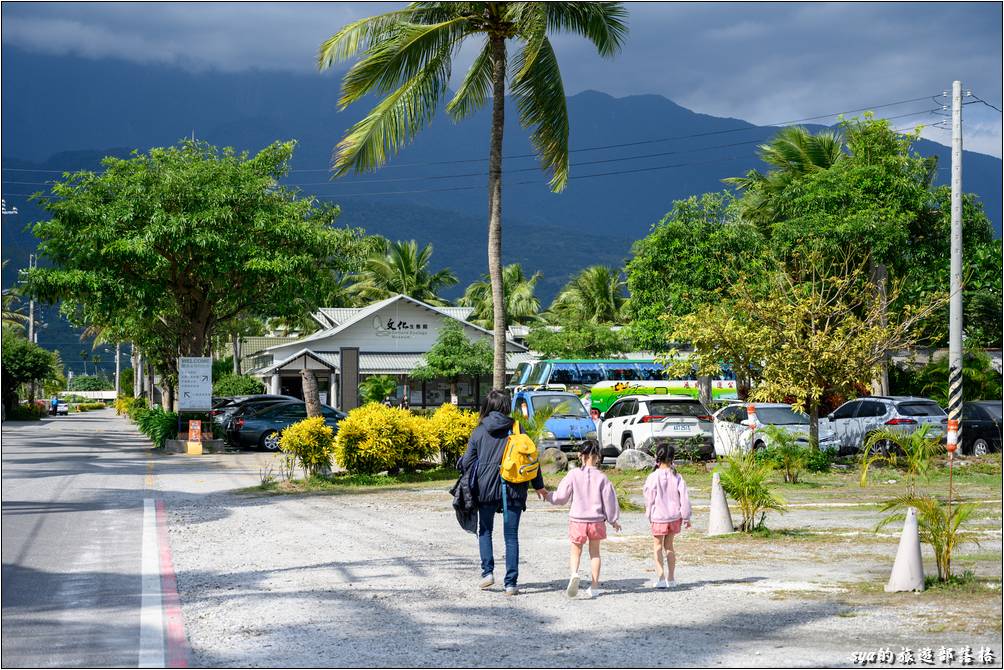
707, 471, 735, 536
885, 506, 925, 592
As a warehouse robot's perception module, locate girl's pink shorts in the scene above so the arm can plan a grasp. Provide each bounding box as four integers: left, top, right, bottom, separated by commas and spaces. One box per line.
568, 521, 607, 544
650, 520, 683, 536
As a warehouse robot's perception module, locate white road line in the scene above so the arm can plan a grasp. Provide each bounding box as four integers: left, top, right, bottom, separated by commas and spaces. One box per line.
138, 498, 165, 668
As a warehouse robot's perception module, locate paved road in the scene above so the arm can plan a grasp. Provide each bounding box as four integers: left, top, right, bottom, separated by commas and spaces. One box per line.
1, 410, 150, 667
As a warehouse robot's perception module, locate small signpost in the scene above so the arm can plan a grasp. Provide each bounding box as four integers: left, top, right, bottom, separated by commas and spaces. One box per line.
178, 357, 212, 411
188, 420, 202, 443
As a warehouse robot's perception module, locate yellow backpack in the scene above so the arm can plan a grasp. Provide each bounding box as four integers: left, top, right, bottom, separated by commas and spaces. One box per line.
499, 422, 540, 484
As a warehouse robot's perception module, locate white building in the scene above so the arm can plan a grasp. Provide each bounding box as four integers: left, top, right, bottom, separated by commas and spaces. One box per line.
245, 294, 533, 409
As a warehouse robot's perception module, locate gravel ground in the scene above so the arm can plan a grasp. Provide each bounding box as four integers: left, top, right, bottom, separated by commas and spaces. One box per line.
153, 450, 1002, 668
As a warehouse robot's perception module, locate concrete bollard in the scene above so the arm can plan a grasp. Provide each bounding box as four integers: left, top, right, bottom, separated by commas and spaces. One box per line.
885, 506, 925, 592
707, 471, 735, 536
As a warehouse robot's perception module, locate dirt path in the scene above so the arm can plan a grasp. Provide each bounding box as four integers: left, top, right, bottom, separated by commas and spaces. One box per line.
152, 452, 1002, 667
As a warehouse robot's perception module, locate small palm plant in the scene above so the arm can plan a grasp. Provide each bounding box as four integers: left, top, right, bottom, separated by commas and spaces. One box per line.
760, 425, 808, 483
717, 448, 786, 532
511, 403, 559, 443
877, 495, 978, 582
859, 424, 944, 495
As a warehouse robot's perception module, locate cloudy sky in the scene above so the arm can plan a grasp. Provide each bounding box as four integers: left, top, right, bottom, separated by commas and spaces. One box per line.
3, 1, 1002, 155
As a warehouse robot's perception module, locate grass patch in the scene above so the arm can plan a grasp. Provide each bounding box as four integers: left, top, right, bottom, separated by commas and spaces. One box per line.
924, 570, 992, 593
240, 467, 458, 495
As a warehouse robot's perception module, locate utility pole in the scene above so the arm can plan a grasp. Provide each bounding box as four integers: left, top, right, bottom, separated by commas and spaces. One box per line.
27, 254, 36, 343
947, 80, 964, 445
114, 342, 122, 397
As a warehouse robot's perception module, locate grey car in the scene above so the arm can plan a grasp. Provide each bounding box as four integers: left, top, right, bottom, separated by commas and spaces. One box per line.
827, 396, 947, 454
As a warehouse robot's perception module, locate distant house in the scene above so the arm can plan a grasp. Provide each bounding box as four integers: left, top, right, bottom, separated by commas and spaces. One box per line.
244, 294, 533, 409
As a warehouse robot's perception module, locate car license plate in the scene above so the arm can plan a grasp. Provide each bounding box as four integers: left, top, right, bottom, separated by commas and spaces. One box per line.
672, 424, 690, 432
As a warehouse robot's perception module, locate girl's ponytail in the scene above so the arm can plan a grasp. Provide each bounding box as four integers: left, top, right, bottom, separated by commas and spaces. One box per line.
654, 443, 675, 467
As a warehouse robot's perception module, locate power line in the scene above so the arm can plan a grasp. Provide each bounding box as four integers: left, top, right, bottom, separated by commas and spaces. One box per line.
969, 93, 1002, 114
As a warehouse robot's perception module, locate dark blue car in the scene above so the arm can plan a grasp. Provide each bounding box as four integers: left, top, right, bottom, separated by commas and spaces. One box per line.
228, 400, 345, 451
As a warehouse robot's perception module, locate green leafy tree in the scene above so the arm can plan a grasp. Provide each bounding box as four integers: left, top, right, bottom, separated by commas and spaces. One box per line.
359, 375, 399, 405
625, 192, 768, 351
549, 265, 626, 324
351, 239, 458, 306
68, 375, 114, 392
911, 350, 1003, 406
319, 1, 628, 387
212, 374, 265, 397
26, 139, 365, 411
460, 263, 541, 328
2, 336, 56, 410
411, 321, 492, 404
526, 318, 629, 359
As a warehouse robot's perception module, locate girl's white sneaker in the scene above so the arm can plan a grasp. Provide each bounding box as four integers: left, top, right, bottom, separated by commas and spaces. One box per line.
665, 580, 677, 588
583, 586, 597, 599
566, 574, 580, 598
654, 578, 668, 589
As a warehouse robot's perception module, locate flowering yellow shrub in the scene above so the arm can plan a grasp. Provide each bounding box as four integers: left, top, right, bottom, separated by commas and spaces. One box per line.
279, 417, 336, 477
334, 403, 436, 474
429, 403, 479, 466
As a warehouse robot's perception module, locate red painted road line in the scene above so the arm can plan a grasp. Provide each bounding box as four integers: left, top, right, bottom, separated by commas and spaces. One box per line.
155, 500, 190, 668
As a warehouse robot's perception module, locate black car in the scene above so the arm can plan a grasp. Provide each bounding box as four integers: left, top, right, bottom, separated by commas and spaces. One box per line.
961, 401, 1002, 456
211, 394, 298, 429
228, 400, 345, 451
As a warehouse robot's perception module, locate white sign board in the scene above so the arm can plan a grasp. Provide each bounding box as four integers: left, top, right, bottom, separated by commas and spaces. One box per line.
319, 391, 328, 406
178, 357, 213, 411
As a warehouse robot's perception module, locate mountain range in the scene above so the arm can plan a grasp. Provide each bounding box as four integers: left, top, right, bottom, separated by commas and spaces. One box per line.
3, 47, 1001, 376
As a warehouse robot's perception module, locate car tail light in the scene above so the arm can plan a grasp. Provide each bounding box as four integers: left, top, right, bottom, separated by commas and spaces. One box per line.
235, 418, 245, 430
697, 415, 713, 422
885, 418, 917, 425
639, 415, 666, 423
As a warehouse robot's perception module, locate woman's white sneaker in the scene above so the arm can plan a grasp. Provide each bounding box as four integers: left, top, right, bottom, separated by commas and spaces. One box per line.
566, 574, 580, 598
654, 578, 668, 589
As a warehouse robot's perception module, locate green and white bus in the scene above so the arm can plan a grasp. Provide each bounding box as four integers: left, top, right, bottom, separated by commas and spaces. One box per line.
508, 358, 738, 411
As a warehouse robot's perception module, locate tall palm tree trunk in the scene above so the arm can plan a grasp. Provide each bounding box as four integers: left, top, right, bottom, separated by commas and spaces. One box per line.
302, 367, 322, 418
488, 34, 507, 389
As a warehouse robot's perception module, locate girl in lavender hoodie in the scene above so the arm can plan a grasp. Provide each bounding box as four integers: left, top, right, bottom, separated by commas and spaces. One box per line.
546, 441, 621, 599
643, 444, 692, 588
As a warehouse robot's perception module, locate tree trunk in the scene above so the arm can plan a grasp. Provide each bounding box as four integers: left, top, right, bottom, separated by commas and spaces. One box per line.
450, 378, 459, 406
114, 342, 121, 397
697, 375, 712, 407
231, 333, 241, 375
146, 362, 155, 402
133, 346, 142, 398
161, 375, 175, 412
301, 368, 322, 418
809, 401, 820, 449
869, 260, 890, 395
487, 34, 507, 389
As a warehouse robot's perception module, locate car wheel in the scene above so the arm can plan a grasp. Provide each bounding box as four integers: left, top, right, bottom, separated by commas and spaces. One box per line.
866, 435, 891, 457
260, 430, 281, 452
622, 435, 635, 451
970, 438, 990, 457
753, 440, 766, 452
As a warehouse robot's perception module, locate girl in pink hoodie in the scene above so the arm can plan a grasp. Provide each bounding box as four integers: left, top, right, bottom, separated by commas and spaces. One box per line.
643, 444, 692, 588
546, 440, 621, 599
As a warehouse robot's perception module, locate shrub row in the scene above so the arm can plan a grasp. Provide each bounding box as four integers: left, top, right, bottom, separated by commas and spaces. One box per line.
124, 399, 178, 449
74, 402, 108, 412
332, 403, 479, 475
7, 402, 48, 421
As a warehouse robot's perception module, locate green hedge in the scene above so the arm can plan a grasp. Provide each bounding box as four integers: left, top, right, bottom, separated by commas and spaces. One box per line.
130, 405, 178, 448
7, 403, 47, 421
212, 374, 264, 397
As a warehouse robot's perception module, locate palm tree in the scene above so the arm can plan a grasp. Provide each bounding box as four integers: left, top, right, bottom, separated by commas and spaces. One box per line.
318, 2, 628, 387
725, 126, 844, 225
549, 265, 626, 324
2, 290, 27, 331
351, 239, 458, 306
460, 263, 541, 328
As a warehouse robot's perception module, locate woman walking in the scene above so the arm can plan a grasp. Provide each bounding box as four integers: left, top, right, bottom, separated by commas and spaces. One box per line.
461, 389, 547, 596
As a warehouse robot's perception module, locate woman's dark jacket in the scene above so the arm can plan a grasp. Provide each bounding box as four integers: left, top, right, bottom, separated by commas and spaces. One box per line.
460, 411, 544, 513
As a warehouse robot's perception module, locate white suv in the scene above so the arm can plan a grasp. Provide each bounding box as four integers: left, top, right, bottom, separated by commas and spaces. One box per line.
599, 395, 714, 458
713, 402, 840, 455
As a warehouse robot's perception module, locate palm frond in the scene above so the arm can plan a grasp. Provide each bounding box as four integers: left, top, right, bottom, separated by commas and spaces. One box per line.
509, 3, 548, 81
446, 38, 493, 121
511, 37, 569, 191
333, 43, 453, 176
545, 2, 628, 57
317, 9, 421, 70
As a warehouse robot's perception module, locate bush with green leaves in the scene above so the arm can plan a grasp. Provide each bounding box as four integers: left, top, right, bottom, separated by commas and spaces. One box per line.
75, 402, 108, 412
132, 406, 178, 448
7, 402, 48, 421
68, 375, 114, 392
859, 424, 944, 495
334, 403, 435, 474
359, 375, 399, 405
756, 426, 808, 483
717, 448, 786, 532
279, 417, 337, 477
878, 495, 977, 582
212, 374, 264, 397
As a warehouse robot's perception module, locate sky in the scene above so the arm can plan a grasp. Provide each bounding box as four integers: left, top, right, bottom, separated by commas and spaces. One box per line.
2, 1, 1002, 156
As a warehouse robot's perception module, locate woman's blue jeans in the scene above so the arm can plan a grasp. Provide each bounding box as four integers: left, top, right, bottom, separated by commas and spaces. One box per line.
478, 502, 521, 587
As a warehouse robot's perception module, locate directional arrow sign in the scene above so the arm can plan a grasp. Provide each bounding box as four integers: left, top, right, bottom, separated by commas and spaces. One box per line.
178, 357, 212, 411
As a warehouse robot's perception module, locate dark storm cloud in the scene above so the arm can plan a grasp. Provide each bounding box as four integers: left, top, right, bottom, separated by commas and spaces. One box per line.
2, 1, 1001, 154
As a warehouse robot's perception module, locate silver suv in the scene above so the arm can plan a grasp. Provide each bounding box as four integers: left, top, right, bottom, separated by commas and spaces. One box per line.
826, 396, 947, 454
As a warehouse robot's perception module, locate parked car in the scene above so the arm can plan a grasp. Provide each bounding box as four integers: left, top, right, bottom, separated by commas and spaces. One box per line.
227, 400, 346, 451
512, 389, 596, 453
826, 396, 946, 454
55, 401, 69, 416
962, 400, 1002, 456
712, 402, 840, 456
211, 394, 298, 429
598, 395, 714, 459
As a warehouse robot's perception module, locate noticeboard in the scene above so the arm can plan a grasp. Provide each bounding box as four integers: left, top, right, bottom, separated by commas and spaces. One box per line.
178, 357, 212, 411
